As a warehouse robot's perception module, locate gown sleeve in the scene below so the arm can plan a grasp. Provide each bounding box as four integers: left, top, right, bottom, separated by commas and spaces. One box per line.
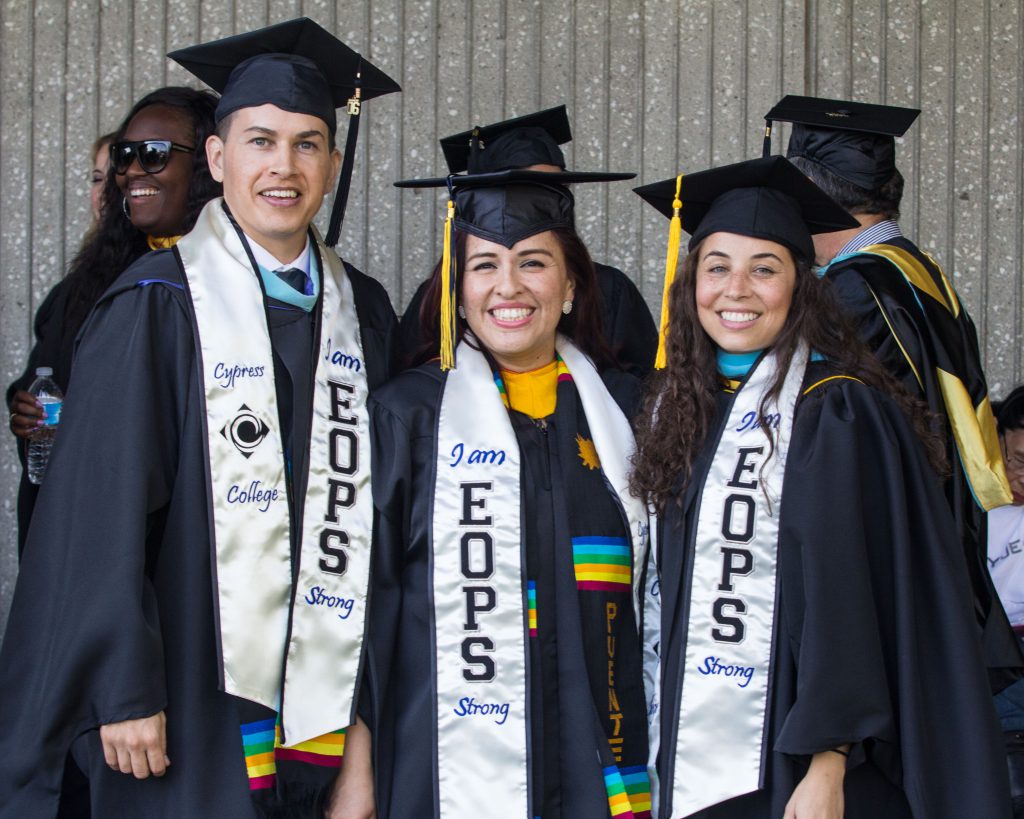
596, 263, 658, 380
0, 276, 193, 813
362, 396, 412, 725
773, 377, 1010, 818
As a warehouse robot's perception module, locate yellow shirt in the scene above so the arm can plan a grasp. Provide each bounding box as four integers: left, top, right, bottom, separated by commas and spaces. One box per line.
501, 360, 560, 419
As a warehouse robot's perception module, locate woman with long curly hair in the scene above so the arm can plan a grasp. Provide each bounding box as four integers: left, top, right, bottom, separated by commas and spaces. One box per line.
6, 86, 220, 554
633, 156, 1010, 819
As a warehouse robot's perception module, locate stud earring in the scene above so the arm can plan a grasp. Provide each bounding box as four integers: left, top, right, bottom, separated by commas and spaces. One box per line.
561, 300, 573, 315
457, 305, 467, 319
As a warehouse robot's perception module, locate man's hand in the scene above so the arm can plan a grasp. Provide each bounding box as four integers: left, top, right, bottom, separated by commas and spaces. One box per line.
100, 711, 170, 779
324, 716, 375, 819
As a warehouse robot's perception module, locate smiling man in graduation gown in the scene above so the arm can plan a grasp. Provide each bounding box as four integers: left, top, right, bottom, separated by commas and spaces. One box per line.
764, 95, 1019, 688
396, 106, 658, 377
0, 18, 398, 818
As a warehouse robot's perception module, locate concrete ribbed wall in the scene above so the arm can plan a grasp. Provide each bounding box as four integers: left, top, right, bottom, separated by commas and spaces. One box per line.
2, 0, 1022, 630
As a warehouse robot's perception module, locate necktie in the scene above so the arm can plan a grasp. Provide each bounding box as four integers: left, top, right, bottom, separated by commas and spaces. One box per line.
276, 266, 311, 295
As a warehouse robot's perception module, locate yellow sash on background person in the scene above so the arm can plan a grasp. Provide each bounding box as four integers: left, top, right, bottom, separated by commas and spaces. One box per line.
857, 244, 1010, 511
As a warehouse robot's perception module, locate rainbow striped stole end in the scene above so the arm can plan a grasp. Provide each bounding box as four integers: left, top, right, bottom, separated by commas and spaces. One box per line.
240, 719, 347, 791
527, 580, 538, 636
242, 718, 278, 790
604, 764, 652, 818
620, 764, 652, 817
275, 726, 346, 767
604, 765, 635, 817
572, 536, 632, 591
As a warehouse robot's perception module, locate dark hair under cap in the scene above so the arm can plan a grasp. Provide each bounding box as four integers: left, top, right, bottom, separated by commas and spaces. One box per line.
997, 386, 1024, 434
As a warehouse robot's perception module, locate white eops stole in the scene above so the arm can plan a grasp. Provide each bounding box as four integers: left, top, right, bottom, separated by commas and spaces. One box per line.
176, 199, 373, 745
666, 346, 807, 817
430, 336, 650, 819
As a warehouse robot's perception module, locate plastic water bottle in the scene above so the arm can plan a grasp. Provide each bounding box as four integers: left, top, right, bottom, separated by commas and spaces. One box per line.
27, 367, 63, 485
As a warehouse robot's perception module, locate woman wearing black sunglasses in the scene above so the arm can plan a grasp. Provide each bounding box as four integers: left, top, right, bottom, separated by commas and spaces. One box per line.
7, 86, 221, 557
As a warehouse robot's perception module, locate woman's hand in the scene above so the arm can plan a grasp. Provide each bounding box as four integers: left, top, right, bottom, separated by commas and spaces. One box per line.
99, 711, 169, 779
8, 390, 44, 439
783, 748, 847, 819
324, 716, 375, 819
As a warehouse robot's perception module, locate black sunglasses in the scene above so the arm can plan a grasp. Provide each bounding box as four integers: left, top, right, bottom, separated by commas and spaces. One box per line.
110, 139, 195, 175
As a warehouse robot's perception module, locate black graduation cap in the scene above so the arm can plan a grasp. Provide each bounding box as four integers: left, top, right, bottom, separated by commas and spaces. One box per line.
762, 94, 920, 190
634, 156, 858, 368
396, 168, 635, 247
634, 155, 857, 261
396, 168, 634, 369
439, 105, 573, 174
168, 18, 401, 247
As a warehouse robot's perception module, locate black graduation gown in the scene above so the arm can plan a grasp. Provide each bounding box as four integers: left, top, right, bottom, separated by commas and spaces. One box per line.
824, 237, 1022, 686
395, 262, 659, 378
0, 245, 396, 819
6, 279, 75, 557
655, 361, 1011, 819
364, 363, 642, 819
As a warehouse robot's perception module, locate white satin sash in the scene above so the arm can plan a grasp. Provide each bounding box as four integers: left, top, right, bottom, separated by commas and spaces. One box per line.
177, 199, 373, 744
668, 346, 807, 816
430, 336, 649, 818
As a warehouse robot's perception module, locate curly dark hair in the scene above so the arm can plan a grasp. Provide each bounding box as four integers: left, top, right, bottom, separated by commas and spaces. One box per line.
62, 86, 221, 338
407, 226, 617, 371
630, 240, 947, 511
790, 156, 904, 221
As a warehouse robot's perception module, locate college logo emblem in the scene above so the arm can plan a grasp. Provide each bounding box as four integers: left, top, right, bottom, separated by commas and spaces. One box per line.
220, 404, 270, 458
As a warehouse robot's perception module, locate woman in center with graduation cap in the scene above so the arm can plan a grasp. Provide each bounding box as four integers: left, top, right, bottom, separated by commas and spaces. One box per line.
632, 156, 1010, 818
362, 168, 654, 817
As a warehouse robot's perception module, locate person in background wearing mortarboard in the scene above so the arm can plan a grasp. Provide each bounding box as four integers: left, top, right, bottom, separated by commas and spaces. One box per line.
632, 156, 1010, 818
364, 166, 653, 817
396, 106, 658, 378
0, 19, 398, 818
764, 95, 1021, 695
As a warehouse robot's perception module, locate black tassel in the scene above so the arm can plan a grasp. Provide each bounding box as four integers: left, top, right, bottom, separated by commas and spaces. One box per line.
325, 70, 363, 248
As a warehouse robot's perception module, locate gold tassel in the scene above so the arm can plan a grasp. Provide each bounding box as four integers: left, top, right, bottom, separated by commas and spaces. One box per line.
654, 174, 684, 369
439, 198, 457, 370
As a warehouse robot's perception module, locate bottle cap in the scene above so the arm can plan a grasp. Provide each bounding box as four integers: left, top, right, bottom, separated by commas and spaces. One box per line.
35, 367, 53, 377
